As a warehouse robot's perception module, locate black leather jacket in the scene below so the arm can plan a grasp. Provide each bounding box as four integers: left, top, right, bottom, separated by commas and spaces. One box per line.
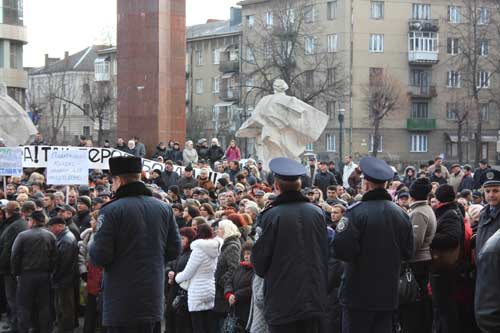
0, 214, 28, 274
11, 226, 57, 275
475, 228, 500, 332
52, 227, 79, 288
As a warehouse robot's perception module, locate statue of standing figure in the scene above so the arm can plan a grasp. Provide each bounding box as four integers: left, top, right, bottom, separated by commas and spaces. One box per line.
236, 79, 329, 169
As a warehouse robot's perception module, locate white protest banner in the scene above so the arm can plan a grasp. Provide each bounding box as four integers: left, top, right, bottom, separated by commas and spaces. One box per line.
0, 147, 23, 176
47, 149, 90, 185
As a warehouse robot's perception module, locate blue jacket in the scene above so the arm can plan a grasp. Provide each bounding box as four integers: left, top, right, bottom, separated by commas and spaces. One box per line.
89, 182, 181, 327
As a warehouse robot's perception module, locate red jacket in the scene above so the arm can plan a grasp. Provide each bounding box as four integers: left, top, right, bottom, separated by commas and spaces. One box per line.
225, 146, 241, 161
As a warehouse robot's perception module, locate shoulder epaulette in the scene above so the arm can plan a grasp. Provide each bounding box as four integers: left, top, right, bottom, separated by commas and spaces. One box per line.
99, 198, 117, 209
347, 201, 363, 211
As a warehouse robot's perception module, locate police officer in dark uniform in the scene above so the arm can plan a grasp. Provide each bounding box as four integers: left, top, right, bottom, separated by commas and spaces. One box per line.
332, 156, 414, 333
252, 157, 329, 333
89, 156, 181, 333
474, 169, 500, 258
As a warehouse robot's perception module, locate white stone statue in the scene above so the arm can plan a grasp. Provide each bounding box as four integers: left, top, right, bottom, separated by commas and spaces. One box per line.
236, 79, 328, 169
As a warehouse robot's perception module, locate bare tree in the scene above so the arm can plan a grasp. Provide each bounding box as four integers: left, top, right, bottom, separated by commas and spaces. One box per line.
446, 0, 499, 165
186, 106, 213, 143
241, 1, 345, 109
363, 72, 406, 157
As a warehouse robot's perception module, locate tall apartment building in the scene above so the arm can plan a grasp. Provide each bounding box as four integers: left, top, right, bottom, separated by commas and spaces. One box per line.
0, 0, 27, 106
239, 0, 500, 165
186, 8, 243, 148
28, 45, 117, 145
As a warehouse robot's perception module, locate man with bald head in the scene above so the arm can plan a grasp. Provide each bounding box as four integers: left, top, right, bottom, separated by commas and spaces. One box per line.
0, 201, 28, 331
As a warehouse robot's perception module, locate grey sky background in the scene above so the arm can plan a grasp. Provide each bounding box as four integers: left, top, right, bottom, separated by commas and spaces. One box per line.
24, 0, 240, 68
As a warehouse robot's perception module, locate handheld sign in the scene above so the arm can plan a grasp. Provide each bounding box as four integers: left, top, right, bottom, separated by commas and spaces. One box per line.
0, 147, 23, 176
47, 149, 90, 185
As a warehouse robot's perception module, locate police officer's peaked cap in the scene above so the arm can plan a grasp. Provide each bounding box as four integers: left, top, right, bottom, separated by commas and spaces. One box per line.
109, 156, 142, 176
481, 169, 500, 188
269, 157, 306, 181
359, 156, 394, 183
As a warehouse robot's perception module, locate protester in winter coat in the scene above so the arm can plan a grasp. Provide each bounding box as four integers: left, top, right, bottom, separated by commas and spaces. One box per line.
152, 142, 169, 160
430, 168, 448, 185
430, 184, 465, 333
314, 162, 337, 198
168, 142, 183, 165
342, 155, 357, 189
175, 224, 223, 333
473, 160, 490, 189
183, 140, 199, 166
134, 137, 147, 158
166, 227, 196, 333
402, 166, 417, 188
458, 165, 474, 192
161, 161, 180, 192
214, 220, 242, 328
79, 211, 103, 333
224, 241, 254, 331
74, 196, 91, 233
449, 164, 465, 193
225, 140, 241, 162
207, 139, 224, 167
197, 168, 216, 193
399, 178, 436, 333
196, 139, 210, 162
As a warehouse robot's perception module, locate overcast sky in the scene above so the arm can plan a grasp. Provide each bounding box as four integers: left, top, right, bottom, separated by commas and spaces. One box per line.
24, 0, 240, 68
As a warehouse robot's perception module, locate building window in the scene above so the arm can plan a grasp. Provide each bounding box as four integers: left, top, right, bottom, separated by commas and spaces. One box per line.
265, 12, 273, 27
9, 42, 22, 69
327, 68, 336, 86
305, 143, 314, 152
412, 3, 431, 20
478, 40, 489, 56
0, 42, 4, 68
408, 32, 438, 52
304, 5, 315, 23
212, 77, 220, 94
196, 50, 203, 66
246, 15, 254, 28
327, 1, 337, 20
480, 103, 490, 120
3, 0, 23, 26
446, 103, 459, 120
305, 70, 314, 87
326, 101, 336, 120
327, 34, 338, 53
411, 102, 429, 119
369, 34, 384, 53
410, 69, 430, 86
447, 38, 460, 55
212, 49, 220, 64
447, 71, 461, 88
477, 72, 490, 89
305, 36, 316, 55
478, 7, 490, 25
326, 134, 336, 152
195, 79, 203, 94
410, 135, 428, 153
369, 135, 383, 153
371, 1, 384, 20
448, 6, 461, 23
369, 67, 384, 85
83, 126, 91, 137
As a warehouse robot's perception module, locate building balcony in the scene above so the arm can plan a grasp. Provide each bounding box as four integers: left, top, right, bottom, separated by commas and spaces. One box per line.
407, 118, 436, 131
219, 60, 239, 73
409, 19, 439, 32
408, 85, 437, 98
408, 51, 439, 65
219, 87, 240, 101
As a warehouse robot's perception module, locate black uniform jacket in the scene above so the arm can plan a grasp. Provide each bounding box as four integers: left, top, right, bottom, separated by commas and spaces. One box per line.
252, 191, 329, 326
476, 205, 500, 261
333, 188, 414, 311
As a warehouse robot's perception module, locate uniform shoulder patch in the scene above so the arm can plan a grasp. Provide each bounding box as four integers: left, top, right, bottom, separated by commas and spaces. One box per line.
346, 201, 363, 211
336, 217, 349, 233
96, 214, 105, 232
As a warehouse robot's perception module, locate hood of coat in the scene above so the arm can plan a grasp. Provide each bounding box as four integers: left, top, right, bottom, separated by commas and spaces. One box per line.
404, 166, 416, 176
191, 237, 223, 258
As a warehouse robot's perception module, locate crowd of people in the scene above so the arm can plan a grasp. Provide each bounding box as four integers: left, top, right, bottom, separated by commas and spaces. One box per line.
0, 133, 499, 333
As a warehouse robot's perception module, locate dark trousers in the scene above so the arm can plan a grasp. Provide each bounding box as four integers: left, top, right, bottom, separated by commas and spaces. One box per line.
83, 294, 100, 333
105, 322, 161, 333
399, 261, 433, 333
166, 308, 192, 333
342, 308, 393, 333
17, 272, 51, 333
269, 318, 325, 333
4, 274, 18, 331
191, 310, 215, 333
54, 287, 75, 333
430, 272, 459, 333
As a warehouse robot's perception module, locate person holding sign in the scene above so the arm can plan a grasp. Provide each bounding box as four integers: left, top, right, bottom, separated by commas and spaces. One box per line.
89, 156, 181, 333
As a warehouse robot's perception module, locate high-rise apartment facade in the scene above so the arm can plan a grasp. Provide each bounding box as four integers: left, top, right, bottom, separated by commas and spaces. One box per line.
0, 0, 27, 106
239, 0, 500, 165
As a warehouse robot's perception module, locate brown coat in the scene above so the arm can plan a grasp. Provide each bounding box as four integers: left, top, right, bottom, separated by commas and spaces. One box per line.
198, 177, 216, 192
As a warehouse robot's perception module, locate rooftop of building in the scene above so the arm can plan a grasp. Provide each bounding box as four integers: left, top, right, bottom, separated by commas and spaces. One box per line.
29, 45, 114, 75
187, 19, 242, 41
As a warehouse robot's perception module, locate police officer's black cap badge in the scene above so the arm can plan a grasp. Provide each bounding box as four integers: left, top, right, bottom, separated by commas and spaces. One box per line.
359, 156, 394, 184
481, 169, 500, 188
109, 156, 143, 176
269, 157, 306, 181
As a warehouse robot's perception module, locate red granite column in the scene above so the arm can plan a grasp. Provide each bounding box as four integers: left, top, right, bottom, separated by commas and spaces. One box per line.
117, 0, 186, 154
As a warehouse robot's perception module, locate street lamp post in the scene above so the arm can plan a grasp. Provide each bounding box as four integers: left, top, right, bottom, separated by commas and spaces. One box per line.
338, 108, 345, 167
